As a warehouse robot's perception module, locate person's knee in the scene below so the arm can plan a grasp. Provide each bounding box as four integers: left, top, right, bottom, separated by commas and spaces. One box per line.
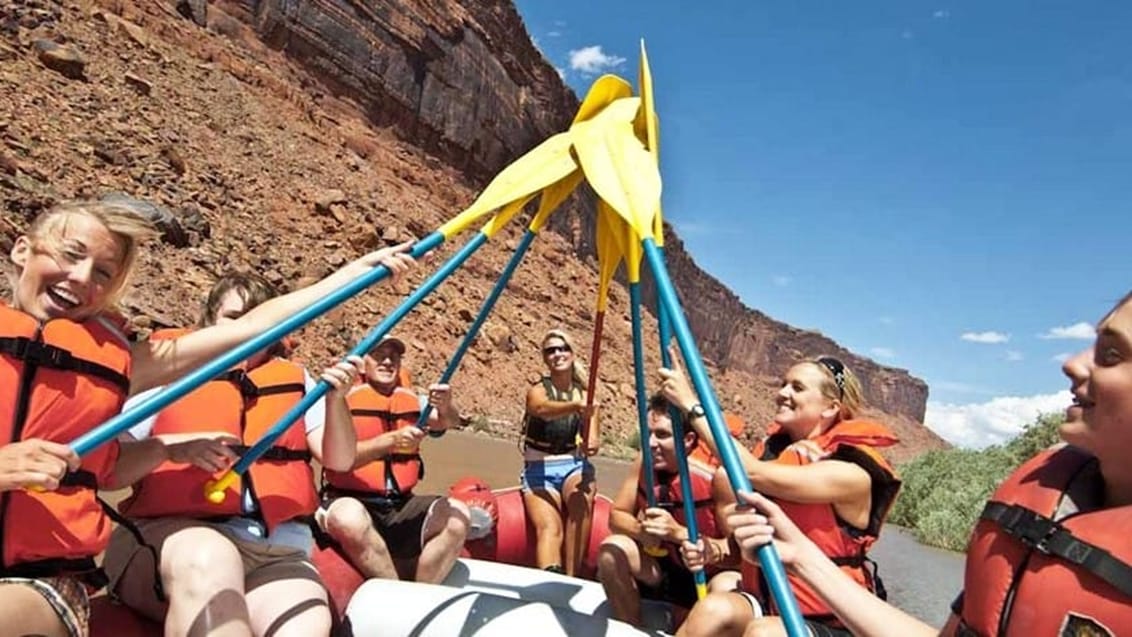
683, 592, 748, 634
161, 527, 241, 592
596, 534, 636, 578
427, 498, 469, 547
324, 498, 374, 545
743, 617, 787, 637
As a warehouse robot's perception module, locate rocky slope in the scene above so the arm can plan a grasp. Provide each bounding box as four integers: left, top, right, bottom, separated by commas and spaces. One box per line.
0, 0, 947, 462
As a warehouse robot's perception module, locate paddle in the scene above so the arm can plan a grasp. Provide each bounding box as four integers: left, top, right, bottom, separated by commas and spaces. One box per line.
415, 171, 583, 429
68, 235, 443, 457
204, 203, 529, 502
635, 39, 707, 599
642, 237, 806, 637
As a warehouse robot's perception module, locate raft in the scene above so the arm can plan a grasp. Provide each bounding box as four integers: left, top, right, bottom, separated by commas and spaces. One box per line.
90, 478, 627, 635
346, 579, 662, 637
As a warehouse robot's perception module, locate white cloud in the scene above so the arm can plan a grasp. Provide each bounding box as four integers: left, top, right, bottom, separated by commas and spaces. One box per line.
878, 316, 895, 325
1005, 350, 1024, 362
1051, 352, 1071, 363
568, 45, 627, 74
554, 20, 567, 27
771, 275, 792, 288
870, 347, 896, 360
925, 391, 1071, 448
547, 30, 562, 37
1039, 322, 1094, 340
933, 9, 950, 19
901, 29, 914, 40
961, 331, 1010, 344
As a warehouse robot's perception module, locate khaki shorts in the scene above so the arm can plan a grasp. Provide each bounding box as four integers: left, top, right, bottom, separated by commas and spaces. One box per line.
104, 517, 320, 616
0, 575, 91, 637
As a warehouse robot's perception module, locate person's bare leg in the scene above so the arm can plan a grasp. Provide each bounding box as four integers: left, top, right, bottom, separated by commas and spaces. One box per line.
160, 527, 252, 637
561, 469, 595, 576
597, 534, 662, 625
0, 583, 72, 637
415, 498, 470, 583
742, 617, 792, 637
322, 497, 398, 580
676, 591, 756, 637
245, 575, 330, 637
522, 488, 565, 569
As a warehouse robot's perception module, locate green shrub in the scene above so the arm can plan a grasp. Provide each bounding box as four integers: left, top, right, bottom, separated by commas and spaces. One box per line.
891, 412, 1064, 550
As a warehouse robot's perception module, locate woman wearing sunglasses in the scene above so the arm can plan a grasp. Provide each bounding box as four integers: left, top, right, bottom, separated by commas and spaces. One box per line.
518, 328, 599, 576
659, 356, 902, 637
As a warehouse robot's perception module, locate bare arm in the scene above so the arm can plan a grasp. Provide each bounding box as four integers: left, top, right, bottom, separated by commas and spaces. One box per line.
732, 491, 946, 637
128, 244, 416, 394
307, 358, 363, 472
609, 457, 644, 536
424, 384, 459, 432
746, 458, 873, 505
109, 432, 238, 490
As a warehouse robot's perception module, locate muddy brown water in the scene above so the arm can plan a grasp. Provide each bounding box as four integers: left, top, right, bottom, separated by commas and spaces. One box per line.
101, 430, 963, 627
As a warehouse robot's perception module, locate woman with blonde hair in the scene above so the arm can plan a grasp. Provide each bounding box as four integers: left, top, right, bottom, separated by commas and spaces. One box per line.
0, 201, 415, 637
660, 355, 901, 637
519, 328, 600, 576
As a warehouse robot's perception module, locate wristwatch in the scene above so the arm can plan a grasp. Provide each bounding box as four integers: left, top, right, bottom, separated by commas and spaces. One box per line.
686, 403, 706, 419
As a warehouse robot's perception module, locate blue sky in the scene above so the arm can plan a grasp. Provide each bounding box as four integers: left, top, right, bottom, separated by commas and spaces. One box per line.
513, 1, 1132, 448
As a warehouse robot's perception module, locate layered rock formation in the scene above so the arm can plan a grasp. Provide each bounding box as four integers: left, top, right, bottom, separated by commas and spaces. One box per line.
221, 0, 929, 424
0, 0, 943, 461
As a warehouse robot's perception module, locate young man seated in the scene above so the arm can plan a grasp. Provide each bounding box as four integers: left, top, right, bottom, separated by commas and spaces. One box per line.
597, 395, 731, 628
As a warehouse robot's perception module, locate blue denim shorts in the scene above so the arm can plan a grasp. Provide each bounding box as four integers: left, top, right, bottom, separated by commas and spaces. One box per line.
521, 455, 595, 494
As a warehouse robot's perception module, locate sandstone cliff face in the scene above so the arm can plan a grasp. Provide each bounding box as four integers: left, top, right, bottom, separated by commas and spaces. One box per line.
0, 0, 942, 461
227, 0, 929, 424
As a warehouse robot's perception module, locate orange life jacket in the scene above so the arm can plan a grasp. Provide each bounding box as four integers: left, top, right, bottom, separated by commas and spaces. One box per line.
956, 445, 1132, 637
636, 453, 723, 545
741, 419, 900, 624
0, 303, 130, 574
322, 384, 423, 497
120, 350, 316, 532
687, 411, 746, 467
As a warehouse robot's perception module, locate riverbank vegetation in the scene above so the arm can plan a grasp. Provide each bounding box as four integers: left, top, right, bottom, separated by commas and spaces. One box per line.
889, 412, 1064, 551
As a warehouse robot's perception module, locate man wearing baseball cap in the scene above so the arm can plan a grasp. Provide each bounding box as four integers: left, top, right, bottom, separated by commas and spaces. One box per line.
316, 335, 470, 583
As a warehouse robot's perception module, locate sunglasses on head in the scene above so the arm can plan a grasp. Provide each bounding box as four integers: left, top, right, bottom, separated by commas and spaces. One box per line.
816, 356, 847, 398
543, 344, 571, 356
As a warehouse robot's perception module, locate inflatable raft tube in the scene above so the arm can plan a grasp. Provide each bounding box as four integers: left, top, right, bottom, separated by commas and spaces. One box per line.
345, 579, 668, 637
441, 558, 675, 631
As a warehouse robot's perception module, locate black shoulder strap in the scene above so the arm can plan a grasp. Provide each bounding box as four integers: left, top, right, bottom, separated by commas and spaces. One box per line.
981, 501, 1132, 597
217, 369, 305, 400
0, 336, 129, 393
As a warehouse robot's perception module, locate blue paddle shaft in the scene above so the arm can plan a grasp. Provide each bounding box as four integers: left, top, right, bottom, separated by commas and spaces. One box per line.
656, 295, 707, 592
70, 233, 446, 457
232, 232, 490, 475
642, 238, 807, 637
629, 283, 658, 506
415, 228, 538, 428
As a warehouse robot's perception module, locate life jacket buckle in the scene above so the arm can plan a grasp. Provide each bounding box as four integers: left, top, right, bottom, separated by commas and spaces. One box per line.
13, 338, 73, 368
1000, 505, 1060, 553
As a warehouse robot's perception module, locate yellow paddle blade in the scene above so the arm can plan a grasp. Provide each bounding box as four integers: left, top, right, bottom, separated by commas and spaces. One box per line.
439, 131, 577, 239
595, 201, 626, 311
625, 216, 644, 284
572, 97, 662, 241
479, 192, 536, 238
530, 170, 584, 233
635, 40, 660, 158
636, 40, 666, 247
575, 75, 634, 125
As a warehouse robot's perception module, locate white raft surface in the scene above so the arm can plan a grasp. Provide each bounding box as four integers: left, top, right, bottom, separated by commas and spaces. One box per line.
346, 579, 665, 637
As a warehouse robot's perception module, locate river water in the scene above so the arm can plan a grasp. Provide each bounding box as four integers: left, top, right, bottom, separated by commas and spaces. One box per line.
418, 430, 965, 628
